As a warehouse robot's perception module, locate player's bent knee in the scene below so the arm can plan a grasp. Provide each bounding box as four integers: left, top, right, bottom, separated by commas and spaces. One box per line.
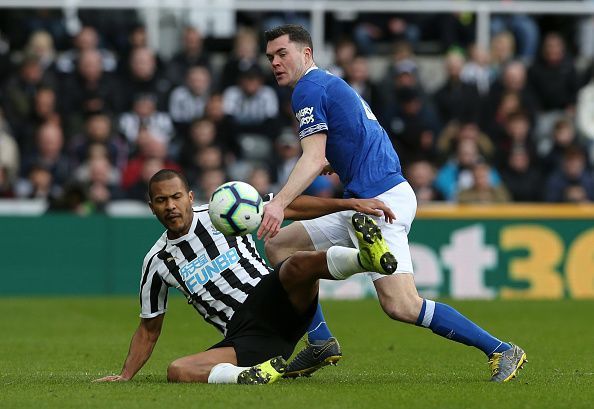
264, 238, 283, 265
166, 359, 186, 382
279, 251, 320, 286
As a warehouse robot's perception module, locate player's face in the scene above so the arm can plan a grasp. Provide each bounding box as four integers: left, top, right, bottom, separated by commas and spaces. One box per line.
266, 35, 311, 87
149, 177, 195, 239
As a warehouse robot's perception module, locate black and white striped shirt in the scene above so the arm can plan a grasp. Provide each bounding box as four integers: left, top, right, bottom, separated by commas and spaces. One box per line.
139, 204, 272, 335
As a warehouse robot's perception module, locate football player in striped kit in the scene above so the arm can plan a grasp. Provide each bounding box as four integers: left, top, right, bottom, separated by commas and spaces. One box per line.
94, 169, 396, 385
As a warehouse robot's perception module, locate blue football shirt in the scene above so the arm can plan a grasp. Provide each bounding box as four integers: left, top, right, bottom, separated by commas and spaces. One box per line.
292, 68, 405, 198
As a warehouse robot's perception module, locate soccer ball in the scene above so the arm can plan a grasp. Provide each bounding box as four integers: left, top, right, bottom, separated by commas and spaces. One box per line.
208, 181, 263, 236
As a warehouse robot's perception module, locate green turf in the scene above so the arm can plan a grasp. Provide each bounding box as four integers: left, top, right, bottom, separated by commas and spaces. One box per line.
1, 297, 592, 408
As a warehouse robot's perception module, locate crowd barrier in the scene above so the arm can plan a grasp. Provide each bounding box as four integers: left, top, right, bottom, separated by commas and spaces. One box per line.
1, 204, 593, 299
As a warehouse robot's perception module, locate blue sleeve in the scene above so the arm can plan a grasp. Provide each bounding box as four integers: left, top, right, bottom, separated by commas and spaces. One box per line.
292, 81, 329, 140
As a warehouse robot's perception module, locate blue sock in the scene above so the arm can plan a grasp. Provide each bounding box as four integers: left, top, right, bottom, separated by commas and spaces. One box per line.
307, 303, 333, 343
416, 299, 511, 357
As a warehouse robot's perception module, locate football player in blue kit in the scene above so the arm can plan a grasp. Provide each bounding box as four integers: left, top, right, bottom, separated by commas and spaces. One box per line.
259, 24, 526, 382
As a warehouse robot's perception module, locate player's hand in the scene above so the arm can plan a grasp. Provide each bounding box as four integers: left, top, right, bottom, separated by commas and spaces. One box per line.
258, 200, 285, 240
92, 375, 129, 382
350, 198, 396, 223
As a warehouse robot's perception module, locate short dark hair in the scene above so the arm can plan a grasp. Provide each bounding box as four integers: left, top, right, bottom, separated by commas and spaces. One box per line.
264, 24, 313, 52
148, 169, 190, 200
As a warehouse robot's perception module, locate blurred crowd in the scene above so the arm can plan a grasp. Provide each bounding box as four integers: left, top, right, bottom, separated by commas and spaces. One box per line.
1, 8, 594, 214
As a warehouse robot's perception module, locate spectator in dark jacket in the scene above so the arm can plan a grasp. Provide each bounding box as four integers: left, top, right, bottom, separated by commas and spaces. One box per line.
500, 146, 543, 202
545, 146, 594, 202
433, 50, 481, 124
528, 32, 578, 112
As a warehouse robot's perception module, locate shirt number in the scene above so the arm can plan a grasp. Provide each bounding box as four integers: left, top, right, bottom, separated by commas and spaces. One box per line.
359, 95, 377, 121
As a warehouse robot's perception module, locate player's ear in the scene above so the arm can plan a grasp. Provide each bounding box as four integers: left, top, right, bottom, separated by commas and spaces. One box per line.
148, 200, 155, 215
188, 190, 195, 203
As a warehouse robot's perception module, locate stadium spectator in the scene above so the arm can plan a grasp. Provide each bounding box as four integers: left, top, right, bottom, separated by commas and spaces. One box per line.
500, 147, 543, 202
121, 130, 181, 191
248, 166, 273, 197
482, 60, 537, 136
55, 26, 117, 74
193, 167, 227, 204
437, 119, 494, 164
545, 146, 594, 202
203, 94, 239, 158
541, 117, 591, 174
117, 24, 165, 79
20, 122, 71, 188
271, 129, 300, 190
125, 157, 164, 202
380, 40, 415, 86
14, 163, 56, 199
183, 144, 225, 185
23, 30, 57, 76
529, 33, 579, 141
222, 65, 280, 140
1, 55, 51, 145
383, 86, 440, 165
490, 13, 539, 63
344, 55, 382, 115
179, 118, 217, 166
353, 13, 421, 55
73, 150, 122, 211
69, 113, 128, 171
32, 86, 60, 127
60, 49, 122, 133
326, 38, 357, 79
433, 50, 481, 124
439, 11, 475, 50
405, 159, 444, 204
0, 167, 13, 198
119, 93, 175, 150
166, 26, 211, 86
494, 110, 537, 169
457, 161, 511, 204
460, 43, 491, 95
435, 139, 501, 201
529, 32, 578, 109
168, 65, 211, 135
489, 31, 516, 80
121, 47, 171, 110
219, 27, 261, 90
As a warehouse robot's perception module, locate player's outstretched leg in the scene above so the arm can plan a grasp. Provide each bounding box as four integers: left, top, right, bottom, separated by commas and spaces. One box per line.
352, 212, 398, 274
237, 356, 287, 385
415, 298, 527, 382
284, 337, 342, 378
488, 343, 527, 382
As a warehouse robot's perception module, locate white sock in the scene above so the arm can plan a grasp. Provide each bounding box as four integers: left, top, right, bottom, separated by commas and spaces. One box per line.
326, 246, 364, 280
207, 363, 249, 384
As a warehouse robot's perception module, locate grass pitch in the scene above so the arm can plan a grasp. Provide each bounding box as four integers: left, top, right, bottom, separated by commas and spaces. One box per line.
1, 297, 593, 409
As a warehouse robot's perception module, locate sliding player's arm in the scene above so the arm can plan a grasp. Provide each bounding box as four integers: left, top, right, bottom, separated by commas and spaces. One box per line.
284, 195, 395, 223
93, 315, 164, 382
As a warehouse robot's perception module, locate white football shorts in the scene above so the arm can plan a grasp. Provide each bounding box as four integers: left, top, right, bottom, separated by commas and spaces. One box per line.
300, 181, 417, 280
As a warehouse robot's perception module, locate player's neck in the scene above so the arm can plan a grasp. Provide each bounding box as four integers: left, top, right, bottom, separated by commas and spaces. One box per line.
293, 61, 317, 87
